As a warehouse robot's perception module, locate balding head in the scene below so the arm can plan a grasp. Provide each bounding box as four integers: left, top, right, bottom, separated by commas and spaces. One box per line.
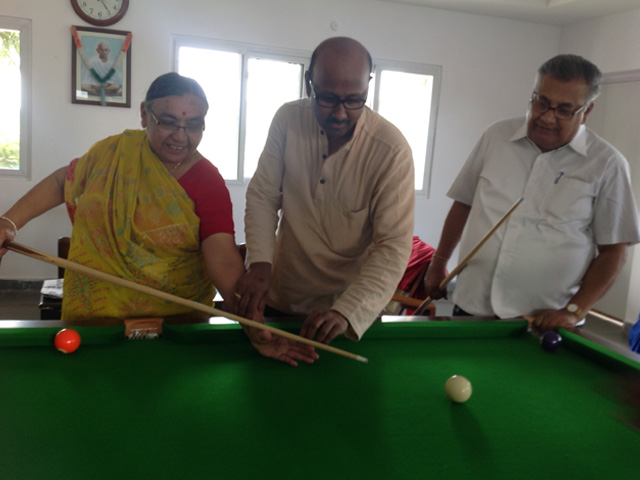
308, 37, 372, 81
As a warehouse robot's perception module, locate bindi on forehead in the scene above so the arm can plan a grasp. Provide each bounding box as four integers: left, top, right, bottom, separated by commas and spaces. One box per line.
182, 111, 187, 116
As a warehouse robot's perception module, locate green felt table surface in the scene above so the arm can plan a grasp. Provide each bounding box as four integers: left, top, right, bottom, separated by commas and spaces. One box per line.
0, 319, 638, 480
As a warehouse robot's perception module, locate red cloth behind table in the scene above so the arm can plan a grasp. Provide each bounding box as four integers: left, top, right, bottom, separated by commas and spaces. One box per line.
397, 236, 435, 298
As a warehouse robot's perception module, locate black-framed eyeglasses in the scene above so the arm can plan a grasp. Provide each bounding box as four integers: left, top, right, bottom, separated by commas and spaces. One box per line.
529, 92, 588, 120
311, 83, 367, 110
148, 109, 205, 135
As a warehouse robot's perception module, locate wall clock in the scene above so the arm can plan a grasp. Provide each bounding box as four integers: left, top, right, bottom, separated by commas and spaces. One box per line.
70, 0, 129, 27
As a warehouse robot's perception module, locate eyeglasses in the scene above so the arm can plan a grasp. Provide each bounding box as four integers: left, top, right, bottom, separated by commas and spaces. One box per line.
529, 93, 588, 120
311, 83, 367, 110
148, 109, 205, 135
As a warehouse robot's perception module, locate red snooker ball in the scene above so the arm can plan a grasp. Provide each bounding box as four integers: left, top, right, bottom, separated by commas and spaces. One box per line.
54, 329, 81, 354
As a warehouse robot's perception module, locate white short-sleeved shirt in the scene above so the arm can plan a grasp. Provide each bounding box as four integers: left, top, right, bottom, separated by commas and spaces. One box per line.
448, 117, 640, 318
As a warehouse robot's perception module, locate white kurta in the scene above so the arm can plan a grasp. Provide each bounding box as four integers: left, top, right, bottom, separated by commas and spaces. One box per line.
448, 117, 640, 318
245, 99, 415, 339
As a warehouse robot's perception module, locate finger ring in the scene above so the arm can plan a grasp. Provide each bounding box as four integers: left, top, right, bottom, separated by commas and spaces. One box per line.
234, 292, 242, 299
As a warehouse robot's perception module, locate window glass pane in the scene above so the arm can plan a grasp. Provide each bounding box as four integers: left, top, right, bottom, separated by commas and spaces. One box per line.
244, 58, 303, 180
377, 70, 434, 190
174, 39, 440, 193
366, 72, 376, 109
178, 47, 241, 180
0, 28, 21, 171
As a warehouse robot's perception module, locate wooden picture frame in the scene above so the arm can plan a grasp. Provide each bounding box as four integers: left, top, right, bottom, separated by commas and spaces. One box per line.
71, 26, 132, 108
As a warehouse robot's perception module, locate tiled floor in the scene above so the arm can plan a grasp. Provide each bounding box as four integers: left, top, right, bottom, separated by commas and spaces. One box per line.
0, 282, 634, 356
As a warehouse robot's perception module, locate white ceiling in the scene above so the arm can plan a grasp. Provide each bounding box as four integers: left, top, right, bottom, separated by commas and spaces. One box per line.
375, 0, 640, 26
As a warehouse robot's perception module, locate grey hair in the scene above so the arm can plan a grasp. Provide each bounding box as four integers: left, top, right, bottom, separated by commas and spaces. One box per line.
538, 54, 602, 102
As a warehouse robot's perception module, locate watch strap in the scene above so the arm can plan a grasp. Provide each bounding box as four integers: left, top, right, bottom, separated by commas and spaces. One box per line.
566, 303, 585, 319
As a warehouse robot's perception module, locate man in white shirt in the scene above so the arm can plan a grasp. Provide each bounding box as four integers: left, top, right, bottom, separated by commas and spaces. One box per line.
425, 54, 640, 330
235, 37, 414, 347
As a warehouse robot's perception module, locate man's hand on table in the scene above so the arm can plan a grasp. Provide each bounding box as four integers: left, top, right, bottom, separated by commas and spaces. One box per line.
300, 309, 349, 344
529, 309, 582, 331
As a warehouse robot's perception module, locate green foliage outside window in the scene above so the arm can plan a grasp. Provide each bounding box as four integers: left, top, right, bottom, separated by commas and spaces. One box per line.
0, 140, 19, 169
0, 30, 20, 60
0, 29, 20, 170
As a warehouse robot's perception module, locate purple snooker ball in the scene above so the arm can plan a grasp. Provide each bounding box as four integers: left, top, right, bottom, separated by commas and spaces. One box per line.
541, 331, 562, 352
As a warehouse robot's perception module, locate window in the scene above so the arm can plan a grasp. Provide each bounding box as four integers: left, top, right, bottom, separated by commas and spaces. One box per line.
174, 37, 441, 195
371, 61, 441, 194
175, 37, 306, 185
0, 17, 31, 177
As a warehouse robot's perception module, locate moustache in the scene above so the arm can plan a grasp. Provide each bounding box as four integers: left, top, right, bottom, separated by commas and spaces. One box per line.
327, 118, 347, 127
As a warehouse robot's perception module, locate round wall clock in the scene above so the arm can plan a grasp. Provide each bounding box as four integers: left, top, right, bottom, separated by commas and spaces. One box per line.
70, 0, 130, 27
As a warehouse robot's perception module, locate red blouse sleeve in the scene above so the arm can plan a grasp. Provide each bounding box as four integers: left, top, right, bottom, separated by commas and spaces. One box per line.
178, 159, 235, 241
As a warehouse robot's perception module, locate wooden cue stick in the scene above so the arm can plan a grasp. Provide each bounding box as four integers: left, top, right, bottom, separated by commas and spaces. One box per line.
413, 197, 524, 315
391, 294, 423, 308
4, 242, 368, 364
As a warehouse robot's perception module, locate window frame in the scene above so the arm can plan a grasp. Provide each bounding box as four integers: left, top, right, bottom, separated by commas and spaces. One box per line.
172, 35, 309, 186
172, 37, 442, 196
0, 16, 32, 178
371, 60, 442, 197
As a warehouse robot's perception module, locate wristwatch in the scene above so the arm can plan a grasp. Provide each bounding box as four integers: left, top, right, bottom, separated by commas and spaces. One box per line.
565, 303, 585, 319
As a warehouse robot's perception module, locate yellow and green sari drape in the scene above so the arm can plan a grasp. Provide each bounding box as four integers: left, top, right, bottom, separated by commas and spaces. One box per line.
62, 129, 214, 320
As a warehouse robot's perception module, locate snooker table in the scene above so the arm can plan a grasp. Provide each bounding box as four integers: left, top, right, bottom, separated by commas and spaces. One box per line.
0, 317, 638, 480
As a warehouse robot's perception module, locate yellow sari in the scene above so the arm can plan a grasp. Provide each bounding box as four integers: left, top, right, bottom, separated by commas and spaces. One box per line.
62, 130, 214, 320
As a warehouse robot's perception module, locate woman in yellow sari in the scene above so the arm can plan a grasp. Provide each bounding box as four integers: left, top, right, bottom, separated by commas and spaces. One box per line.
0, 73, 317, 366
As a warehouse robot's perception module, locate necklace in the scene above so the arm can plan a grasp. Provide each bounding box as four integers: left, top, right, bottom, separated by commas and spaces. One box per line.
168, 159, 185, 173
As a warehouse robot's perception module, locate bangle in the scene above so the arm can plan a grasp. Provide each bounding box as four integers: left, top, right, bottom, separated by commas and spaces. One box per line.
0, 216, 18, 234
432, 253, 449, 262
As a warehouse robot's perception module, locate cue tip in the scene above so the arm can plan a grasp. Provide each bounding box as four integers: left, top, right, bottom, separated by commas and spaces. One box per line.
356, 355, 369, 364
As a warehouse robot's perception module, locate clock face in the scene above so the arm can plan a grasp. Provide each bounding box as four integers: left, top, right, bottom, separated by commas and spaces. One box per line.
71, 0, 129, 26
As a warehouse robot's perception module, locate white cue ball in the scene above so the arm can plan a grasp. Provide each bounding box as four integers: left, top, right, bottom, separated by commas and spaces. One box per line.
445, 375, 472, 403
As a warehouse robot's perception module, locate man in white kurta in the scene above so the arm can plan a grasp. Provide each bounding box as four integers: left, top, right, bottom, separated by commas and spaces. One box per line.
235, 37, 414, 345
425, 54, 640, 331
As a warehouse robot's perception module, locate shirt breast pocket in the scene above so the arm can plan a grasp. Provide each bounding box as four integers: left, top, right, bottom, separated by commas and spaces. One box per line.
542, 178, 595, 224
323, 202, 372, 257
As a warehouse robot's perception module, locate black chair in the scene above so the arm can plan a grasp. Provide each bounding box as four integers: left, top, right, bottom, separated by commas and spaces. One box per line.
38, 237, 69, 319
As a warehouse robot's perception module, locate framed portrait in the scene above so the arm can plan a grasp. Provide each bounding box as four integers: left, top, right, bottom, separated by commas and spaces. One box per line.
71, 26, 132, 108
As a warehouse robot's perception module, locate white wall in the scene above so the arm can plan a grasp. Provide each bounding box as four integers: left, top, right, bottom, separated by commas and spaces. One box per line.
560, 9, 640, 74
1, 0, 562, 280
561, 9, 640, 325
587, 81, 640, 323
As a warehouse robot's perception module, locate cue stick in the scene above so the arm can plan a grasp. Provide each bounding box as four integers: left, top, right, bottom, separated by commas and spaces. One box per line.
391, 294, 423, 308
3, 242, 368, 364
413, 197, 524, 315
